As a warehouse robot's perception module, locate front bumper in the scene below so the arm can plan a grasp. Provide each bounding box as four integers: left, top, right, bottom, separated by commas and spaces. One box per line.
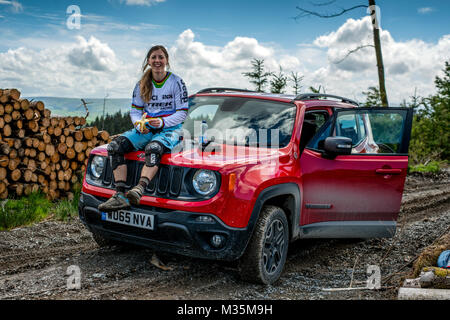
78, 192, 251, 261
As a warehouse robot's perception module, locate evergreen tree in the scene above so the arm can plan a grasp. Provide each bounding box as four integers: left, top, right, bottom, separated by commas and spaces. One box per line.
406, 61, 450, 164
270, 66, 288, 94
290, 72, 304, 95
90, 110, 133, 135
435, 61, 450, 98
242, 59, 273, 92
309, 86, 325, 94
362, 86, 382, 107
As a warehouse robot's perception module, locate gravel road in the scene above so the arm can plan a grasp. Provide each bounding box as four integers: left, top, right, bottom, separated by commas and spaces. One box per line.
0, 172, 448, 300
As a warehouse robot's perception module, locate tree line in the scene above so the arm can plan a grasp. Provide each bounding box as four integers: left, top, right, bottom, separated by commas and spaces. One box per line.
242, 59, 305, 95
89, 110, 133, 136
242, 58, 325, 95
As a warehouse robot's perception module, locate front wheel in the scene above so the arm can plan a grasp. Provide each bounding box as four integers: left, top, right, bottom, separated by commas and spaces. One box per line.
239, 205, 289, 285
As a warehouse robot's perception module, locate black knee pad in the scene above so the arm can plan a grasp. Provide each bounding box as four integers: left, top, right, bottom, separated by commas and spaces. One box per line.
107, 136, 134, 170
145, 141, 165, 167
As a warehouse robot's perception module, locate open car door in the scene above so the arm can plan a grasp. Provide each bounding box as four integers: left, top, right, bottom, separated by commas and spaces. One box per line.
299, 107, 414, 238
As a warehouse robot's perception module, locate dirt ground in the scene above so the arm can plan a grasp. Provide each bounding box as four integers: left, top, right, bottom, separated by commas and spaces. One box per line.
0, 171, 449, 300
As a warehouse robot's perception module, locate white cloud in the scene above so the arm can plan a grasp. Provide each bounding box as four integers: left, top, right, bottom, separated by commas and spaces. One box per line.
0, 0, 22, 12
68, 36, 118, 72
131, 49, 145, 59
0, 18, 448, 105
304, 16, 450, 103
170, 29, 291, 92
314, 17, 373, 48
168, 24, 449, 103
0, 36, 139, 98
418, 7, 434, 14
120, 0, 166, 6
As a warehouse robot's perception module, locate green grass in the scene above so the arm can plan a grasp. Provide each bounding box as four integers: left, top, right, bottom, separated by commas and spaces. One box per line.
0, 192, 53, 231
0, 184, 81, 231
409, 160, 446, 174
53, 187, 81, 221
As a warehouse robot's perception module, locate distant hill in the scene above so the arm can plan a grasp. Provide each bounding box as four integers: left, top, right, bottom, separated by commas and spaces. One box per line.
25, 97, 131, 124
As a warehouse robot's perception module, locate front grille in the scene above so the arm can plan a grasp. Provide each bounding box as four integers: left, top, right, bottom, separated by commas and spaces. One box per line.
170, 167, 184, 197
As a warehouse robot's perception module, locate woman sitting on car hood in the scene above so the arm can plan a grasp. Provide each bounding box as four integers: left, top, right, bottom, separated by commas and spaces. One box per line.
99, 45, 189, 212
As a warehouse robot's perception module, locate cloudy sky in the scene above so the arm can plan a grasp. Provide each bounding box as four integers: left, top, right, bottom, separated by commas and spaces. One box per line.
0, 0, 449, 105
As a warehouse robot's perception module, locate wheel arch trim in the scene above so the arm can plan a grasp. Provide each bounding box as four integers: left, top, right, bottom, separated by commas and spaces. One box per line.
242, 183, 301, 255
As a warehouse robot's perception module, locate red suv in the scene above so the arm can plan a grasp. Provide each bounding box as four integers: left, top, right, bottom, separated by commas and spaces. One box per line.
79, 88, 413, 284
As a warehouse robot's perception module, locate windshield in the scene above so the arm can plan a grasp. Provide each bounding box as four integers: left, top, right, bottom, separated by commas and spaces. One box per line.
182, 96, 296, 148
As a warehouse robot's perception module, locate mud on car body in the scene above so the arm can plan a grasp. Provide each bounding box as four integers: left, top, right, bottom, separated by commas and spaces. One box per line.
79, 89, 414, 284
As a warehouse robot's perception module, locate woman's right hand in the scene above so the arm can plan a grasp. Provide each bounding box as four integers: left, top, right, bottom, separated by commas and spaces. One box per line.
135, 113, 150, 134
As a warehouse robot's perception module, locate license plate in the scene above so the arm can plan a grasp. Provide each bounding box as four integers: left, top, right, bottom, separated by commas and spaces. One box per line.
101, 210, 155, 231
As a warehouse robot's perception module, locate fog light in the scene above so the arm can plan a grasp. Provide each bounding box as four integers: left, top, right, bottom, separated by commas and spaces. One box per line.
211, 234, 226, 248
195, 215, 215, 223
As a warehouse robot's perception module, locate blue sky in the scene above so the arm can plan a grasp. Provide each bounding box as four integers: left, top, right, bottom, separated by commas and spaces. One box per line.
0, 0, 449, 103
3, 0, 449, 48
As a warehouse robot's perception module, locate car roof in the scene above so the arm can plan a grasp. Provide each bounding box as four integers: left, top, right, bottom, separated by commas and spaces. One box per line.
193, 89, 359, 109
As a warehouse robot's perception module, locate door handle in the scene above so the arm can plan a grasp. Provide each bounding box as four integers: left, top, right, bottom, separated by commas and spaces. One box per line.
375, 168, 402, 175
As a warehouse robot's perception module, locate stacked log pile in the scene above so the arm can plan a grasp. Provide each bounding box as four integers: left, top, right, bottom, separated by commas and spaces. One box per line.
0, 88, 112, 200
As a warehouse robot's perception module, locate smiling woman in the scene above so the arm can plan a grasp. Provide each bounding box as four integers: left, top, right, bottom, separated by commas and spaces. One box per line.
97, 44, 189, 213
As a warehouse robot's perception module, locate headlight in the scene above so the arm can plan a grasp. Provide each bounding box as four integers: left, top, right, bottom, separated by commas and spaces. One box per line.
192, 169, 217, 196
90, 156, 105, 179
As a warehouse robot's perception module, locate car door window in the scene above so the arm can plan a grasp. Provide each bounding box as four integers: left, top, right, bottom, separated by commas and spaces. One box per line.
335, 113, 367, 146
307, 108, 413, 155
300, 110, 329, 152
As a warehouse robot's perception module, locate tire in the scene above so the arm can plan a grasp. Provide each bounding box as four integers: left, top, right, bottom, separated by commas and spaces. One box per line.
239, 205, 289, 285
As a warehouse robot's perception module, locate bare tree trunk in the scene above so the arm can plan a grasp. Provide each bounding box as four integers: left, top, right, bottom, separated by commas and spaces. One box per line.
369, 0, 389, 107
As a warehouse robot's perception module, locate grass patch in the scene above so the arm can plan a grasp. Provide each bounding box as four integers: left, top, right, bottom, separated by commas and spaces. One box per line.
409, 161, 445, 174
0, 192, 53, 231
0, 184, 82, 231
53, 188, 81, 221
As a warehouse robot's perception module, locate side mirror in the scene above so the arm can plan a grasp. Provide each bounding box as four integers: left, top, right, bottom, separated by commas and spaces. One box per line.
323, 136, 353, 159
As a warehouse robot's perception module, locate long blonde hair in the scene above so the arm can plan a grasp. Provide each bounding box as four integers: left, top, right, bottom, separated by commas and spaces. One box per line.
140, 45, 170, 103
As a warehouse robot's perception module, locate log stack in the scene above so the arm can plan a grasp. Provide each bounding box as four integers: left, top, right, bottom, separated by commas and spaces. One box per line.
0, 88, 112, 200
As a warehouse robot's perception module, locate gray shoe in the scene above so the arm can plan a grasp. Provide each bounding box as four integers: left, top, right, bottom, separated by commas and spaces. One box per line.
126, 185, 144, 206
98, 192, 130, 212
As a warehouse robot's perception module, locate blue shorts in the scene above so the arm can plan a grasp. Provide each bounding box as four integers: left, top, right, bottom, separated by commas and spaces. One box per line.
121, 124, 183, 151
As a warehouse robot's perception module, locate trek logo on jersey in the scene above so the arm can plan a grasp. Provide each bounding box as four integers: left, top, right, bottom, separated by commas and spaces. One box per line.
150, 102, 173, 108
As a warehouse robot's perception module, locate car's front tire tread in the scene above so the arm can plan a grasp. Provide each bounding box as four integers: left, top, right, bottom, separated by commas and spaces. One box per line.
239, 205, 289, 285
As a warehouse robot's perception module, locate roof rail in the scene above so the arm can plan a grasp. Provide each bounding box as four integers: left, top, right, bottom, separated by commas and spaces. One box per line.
196, 87, 256, 94
293, 93, 359, 106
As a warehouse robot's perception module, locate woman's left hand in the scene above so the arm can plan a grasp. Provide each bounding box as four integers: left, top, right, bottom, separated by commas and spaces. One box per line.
148, 118, 163, 129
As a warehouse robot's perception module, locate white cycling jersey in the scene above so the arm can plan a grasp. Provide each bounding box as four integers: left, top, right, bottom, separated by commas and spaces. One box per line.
130, 72, 189, 129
